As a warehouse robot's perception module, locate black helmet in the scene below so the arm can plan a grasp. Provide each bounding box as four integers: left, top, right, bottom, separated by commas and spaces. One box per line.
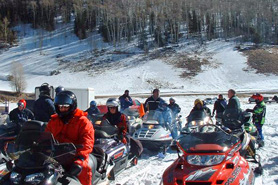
54, 90, 77, 118
55, 86, 65, 95
39, 83, 50, 95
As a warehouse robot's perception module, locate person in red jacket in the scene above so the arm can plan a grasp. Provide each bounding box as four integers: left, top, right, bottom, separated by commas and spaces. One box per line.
45, 91, 94, 185
103, 98, 128, 144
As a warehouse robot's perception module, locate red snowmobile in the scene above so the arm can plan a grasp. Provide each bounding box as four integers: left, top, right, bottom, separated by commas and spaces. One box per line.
162, 124, 260, 185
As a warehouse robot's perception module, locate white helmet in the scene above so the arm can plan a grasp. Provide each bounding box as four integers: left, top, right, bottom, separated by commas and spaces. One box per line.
106, 98, 120, 111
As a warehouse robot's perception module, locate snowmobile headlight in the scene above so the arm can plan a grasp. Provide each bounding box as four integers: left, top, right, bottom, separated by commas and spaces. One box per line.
10, 172, 22, 184
187, 155, 225, 166
95, 121, 101, 125
148, 125, 154, 129
191, 121, 196, 126
25, 172, 45, 184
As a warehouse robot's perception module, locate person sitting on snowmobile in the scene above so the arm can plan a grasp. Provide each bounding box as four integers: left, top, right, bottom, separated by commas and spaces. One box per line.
9, 99, 34, 125
212, 94, 227, 120
188, 99, 208, 116
55, 85, 65, 96
45, 90, 95, 185
168, 97, 181, 117
154, 99, 177, 139
85, 100, 100, 115
119, 90, 133, 112
103, 98, 128, 144
33, 83, 56, 122
246, 93, 266, 146
144, 88, 162, 111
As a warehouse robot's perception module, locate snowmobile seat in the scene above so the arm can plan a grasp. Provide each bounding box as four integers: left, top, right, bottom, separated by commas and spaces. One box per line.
91, 146, 105, 172
21, 120, 46, 132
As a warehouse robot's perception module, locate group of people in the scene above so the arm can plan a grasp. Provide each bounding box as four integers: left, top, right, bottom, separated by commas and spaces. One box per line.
7, 84, 266, 185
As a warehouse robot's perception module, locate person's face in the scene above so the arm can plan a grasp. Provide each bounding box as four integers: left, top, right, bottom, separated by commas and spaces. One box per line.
153, 91, 159, 98
170, 100, 174, 104
228, 91, 233, 99
196, 103, 202, 109
58, 104, 70, 112
125, 91, 129, 96
109, 107, 117, 114
18, 104, 24, 111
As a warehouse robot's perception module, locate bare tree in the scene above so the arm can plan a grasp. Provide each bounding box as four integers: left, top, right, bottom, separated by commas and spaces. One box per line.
9, 61, 26, 94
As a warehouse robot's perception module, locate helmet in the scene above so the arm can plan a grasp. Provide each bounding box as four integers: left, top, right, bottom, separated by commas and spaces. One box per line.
106, 98, 120, 111
90, 100, 97, 107
158, 99, 167, 110
169, 97, 175, 103
251, 93, 264, 103
194, 99, 203, 107
18, 99, 26, 109
39, 83, 51, 95
54, 90, 77, 118
55, 86, 65, 95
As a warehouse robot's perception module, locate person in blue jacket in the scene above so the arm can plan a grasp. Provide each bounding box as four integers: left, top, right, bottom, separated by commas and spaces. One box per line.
119, 90, 133, 112
85, 100, 100, 115
154, 99, 177, 139
33, 83, 56, 122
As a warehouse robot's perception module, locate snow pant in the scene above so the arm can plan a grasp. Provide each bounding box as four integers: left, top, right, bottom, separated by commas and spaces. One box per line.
255, 123, 264, 140
77, 159, 92, 185
170, 123, 178, 140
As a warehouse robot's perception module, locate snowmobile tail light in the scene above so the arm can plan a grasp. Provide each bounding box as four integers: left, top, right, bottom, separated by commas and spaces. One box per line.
187, 155, 225, 166
191, 121, 196, 126
25, 172, 45, 184
148, 125, 154, 129
10, 172, 22, 184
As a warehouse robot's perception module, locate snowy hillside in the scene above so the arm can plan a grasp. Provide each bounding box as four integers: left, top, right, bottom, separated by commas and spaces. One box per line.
1, 24, 278, 95
0, 24, 278, 185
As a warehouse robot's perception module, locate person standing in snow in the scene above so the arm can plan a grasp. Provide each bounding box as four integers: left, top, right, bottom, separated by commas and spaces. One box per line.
212, 94, 227, 123
119, 90, 133, 112
226, 89, 241, 110
246, 93, 266, 146
33, 83, 56, 122
144, 89, 162, 111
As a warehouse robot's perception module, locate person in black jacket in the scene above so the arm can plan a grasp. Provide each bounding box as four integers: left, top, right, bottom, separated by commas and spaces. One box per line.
9, 99, 34, 124
33, 83, 56, 122
168, 97, 181, 117
144, 89, 162, 111
212, 94, 227, 119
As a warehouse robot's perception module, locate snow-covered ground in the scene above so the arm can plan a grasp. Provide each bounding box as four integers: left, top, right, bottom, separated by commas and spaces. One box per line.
109, 97, 277, 185
0, 23, 278, 184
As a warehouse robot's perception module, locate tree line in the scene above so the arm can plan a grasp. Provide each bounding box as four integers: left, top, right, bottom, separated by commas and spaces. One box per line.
0, 0, 278, 48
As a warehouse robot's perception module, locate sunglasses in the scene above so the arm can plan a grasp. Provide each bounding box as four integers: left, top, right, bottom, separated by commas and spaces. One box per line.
58, 104, 70, 108
17, 102, 24, 107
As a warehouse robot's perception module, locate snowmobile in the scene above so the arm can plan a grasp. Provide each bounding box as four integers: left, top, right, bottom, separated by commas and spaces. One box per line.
94, 119, 142, 180
182, 110, 213, 133
132, 110, 173, 151
122, 108, 143, 135
162, 124, 261, 185
0, 120, 124, 185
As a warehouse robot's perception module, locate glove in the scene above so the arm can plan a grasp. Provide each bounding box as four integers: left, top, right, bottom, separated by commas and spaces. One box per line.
69, 163, 82, 177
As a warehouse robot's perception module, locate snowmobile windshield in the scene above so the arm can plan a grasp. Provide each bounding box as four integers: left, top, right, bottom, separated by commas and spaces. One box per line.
143, 110, 160, 125
6, 130, 76, 168
94, 119, 118, 137
187, 111, 207, 122
178, 127, 239, 153
123, 108, 140, 117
